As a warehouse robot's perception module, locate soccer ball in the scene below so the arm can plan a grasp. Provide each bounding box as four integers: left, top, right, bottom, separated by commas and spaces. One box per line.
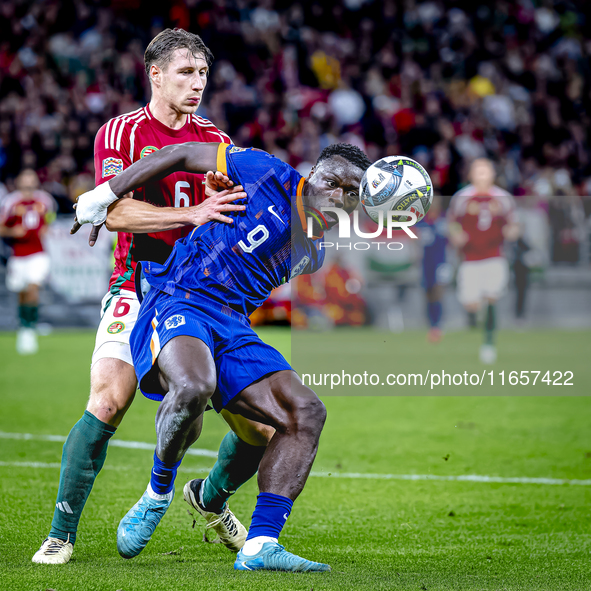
360, 156, 433, 225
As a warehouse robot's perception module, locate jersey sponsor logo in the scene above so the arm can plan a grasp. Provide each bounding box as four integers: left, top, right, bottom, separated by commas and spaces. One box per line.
102, 157, 124, 178
107, 321, 125, 334
290, 256, 310, 279
165, 314, 186, 329
140, 146, 159, 159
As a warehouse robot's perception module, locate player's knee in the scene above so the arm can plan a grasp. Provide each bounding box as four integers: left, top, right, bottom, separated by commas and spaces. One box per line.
88, 360, 137, 425
288, 389, 326, 436
87, 385, 134, 425
168, 376, 215, 417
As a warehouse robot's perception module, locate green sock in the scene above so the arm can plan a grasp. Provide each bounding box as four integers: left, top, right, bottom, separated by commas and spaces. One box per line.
49, 411, 116, 544
29, 304, 38, 327
201, 431, 266, 513
485, 303, 496, 345
18, 304, 38, 328
18, 305, 28, 328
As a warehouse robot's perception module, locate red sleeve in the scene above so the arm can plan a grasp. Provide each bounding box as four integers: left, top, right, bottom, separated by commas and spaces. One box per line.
94, 119, 133, 186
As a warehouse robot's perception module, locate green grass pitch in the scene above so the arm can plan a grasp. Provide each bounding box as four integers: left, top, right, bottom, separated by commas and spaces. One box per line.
1, 328, 590, 590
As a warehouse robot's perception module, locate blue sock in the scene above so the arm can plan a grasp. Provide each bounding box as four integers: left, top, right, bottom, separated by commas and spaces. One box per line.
246, 492, 294, 541
150, 452, 181, 495
427, 301, 442, 328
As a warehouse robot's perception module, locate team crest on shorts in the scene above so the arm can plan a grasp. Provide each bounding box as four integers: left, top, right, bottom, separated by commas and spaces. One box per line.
102, 157, 123, 178
107, 321, 125, 334
140, 146, 159, 159
165, 315, 186, 329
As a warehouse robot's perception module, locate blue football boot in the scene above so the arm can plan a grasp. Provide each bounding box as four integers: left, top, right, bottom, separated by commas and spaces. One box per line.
234, 541, 331, 572
117, 485, 174, 558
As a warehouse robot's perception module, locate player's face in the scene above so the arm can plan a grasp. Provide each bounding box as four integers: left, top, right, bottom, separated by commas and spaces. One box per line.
304, 156, 363, 230
16, 170, 39, 196
469, 159, 495, 189
155, 49, 209, 114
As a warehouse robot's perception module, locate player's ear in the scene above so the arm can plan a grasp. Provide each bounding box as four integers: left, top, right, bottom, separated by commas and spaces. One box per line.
150, 64, 161, 87
307, 166, 315, 180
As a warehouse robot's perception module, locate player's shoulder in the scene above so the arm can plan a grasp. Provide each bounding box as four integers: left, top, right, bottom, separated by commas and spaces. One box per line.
97, 106, 149, 146
33, 190, 57, 210
490, 185, 516, 212
0, 190, 22, 217
189, 114, 232, 143
449, 184, 475, 212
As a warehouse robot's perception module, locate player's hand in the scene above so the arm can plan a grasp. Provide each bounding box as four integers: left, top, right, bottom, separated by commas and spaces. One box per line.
204, 171, 235, 197
187, 188, 247, 226
70, 201, 104, 247
502, 223, 520, 242
73, 182, 119, 227
449, 230, 469, 248
10, 225, 27, 239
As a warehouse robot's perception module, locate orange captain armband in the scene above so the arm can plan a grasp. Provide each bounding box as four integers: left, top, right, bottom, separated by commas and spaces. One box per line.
216, 143, 229, 176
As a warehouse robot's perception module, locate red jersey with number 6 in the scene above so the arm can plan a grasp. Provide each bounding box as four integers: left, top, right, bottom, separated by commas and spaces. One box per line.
448, 184, 516, 261
94, 104, 231, 295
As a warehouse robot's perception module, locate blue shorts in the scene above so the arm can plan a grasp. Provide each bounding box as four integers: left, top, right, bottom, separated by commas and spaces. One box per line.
130, 287, 292, 412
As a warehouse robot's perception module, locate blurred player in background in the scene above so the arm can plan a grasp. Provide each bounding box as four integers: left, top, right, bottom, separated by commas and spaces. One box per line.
33, 28, 273, 565
418, 195, 449, 343
448, 159, 519, 363
0, 169, 55, 355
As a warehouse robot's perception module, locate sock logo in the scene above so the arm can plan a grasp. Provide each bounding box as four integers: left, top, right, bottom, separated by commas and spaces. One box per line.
56, 501, 73, 514
283, 513, 289, 521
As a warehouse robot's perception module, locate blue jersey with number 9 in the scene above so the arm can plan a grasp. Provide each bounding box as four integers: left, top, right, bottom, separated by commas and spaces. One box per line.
140, 144, 325, 316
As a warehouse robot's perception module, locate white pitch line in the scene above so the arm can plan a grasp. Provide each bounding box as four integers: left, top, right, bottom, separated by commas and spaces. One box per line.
0, 461, 210, 474
2, 432, 590, 486
308, 471, 591, 486
0, 431, 217, 458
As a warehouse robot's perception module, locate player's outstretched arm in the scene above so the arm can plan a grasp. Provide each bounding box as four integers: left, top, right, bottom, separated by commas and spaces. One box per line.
104, 187, 245, 234
108, 142, 220, 198
72, 143, 248, 243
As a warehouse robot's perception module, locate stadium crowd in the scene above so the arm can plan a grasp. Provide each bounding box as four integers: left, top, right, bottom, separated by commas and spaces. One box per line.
0, 0, 590, 261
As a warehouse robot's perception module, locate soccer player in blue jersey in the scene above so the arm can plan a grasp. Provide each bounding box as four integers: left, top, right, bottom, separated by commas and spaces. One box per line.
75, 141, 370, 572
418, 196, 450, 342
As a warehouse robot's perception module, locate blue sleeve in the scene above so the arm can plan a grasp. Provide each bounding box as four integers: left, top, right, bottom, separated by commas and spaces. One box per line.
219, 145, 293, 195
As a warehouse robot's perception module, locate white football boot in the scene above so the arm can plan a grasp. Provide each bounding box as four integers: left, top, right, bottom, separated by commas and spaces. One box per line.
183, 479, 247, 552
32, 536, 74, 564
16, 327, 38, 355
479, 344, 497, 364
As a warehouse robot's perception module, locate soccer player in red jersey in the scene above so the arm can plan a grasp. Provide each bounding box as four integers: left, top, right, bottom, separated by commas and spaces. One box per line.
448, 159, 519, 364
0, 169, 55, 355
33, 29, 272, 564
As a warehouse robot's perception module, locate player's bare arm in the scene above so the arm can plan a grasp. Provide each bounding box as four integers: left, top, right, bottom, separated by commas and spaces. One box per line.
73, 142, 229, 233
108, 142, 220, 195
0, 222, 26, 239
104, 185, 246, 234
502, 221, 520, 241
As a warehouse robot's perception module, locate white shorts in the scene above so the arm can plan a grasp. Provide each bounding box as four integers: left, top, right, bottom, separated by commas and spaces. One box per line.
91, 289, 140, 368
6, 252, 50, 292
457, 257, 509, 306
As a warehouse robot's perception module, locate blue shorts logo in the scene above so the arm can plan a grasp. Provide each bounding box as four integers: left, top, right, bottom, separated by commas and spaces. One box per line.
165, 315, 186, 330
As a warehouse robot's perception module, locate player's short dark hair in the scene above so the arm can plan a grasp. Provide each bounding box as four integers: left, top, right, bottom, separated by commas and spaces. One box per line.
316, 143, 372, 172
144, 28, 214, 78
